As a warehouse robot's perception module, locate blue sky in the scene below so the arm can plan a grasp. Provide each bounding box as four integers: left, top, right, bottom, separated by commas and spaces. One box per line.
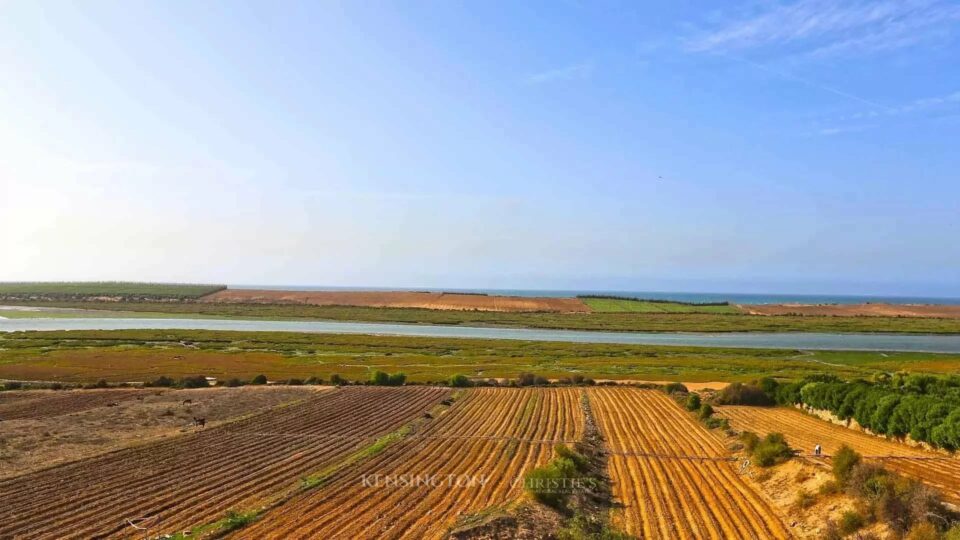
1, 1, 959, 296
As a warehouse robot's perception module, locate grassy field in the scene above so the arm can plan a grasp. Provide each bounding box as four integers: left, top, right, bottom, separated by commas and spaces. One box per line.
581, 297, 738, 313
8, 300, 960, 334
1, 329, 958, 384
0, 282, 225, 299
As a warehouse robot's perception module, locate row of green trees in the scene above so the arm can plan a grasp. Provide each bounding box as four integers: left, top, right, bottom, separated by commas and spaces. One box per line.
762, 373, 960, 451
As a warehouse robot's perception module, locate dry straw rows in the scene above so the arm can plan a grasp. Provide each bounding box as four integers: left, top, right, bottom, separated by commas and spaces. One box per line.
234, 387, 585, 539
719, 405, 960, 505
588, 388, 792, 539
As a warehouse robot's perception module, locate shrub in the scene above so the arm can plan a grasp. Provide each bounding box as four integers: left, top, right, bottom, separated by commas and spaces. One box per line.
740, 432, 760, 453
148, 375, 175, 388
305, 376, 323, 385
329, 374, 344, 385
663, 382, 688, 395
286, 378, 304, 386
846, 463, 890, 500
698, 404, 714, 420
715, 383, 774, 406
833, 445, 862, 486
554, 444, 588, 472
685, 393, 701, 411
524, 457, 580, 509
818, 480, 841, 495
449, 374, 472, 388
370, 371, 390, 385
370, 371, 406, 386
571, 374, 585, 385
794, 490, 816, 510
518, 373, 536, 386
251, 374, 268, 385
224, 378, 244, 387
752, 433, 793, 467
179, 375, 209, 389
533, 375, 549, 386
3, 381, 23, 391
49, 382, 64, 391
94, 379, 110, 389
838, 511, 864, 534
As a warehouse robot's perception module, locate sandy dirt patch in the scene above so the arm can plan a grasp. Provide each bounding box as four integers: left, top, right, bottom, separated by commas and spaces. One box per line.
201, 289, 591, 313
740, 303, 960, 318
0, 386, 325, 478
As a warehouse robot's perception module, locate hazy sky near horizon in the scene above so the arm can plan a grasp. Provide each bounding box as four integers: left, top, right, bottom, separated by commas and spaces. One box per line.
2, 1, 959, 296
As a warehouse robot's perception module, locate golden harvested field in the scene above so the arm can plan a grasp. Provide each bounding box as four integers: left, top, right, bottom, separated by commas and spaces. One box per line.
588, 388, 792, 539
234, 387, 585, 539
0, 386, 448, 539
201, 289, 591, 312
741, 303, 960, 318
718, 406, 960, 505
0, 386, 323, 478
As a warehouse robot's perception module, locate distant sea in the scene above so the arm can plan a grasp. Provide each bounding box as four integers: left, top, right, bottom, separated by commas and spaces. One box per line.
230, 285, 960, 306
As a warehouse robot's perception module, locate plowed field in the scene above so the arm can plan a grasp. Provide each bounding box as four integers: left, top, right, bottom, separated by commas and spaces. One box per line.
0, 386, 448, 539
202, 289, 591, 312
718, 406, 960, 505
233, 387, 585, 539
0, 388, 144, 420
588, 388, 792, 539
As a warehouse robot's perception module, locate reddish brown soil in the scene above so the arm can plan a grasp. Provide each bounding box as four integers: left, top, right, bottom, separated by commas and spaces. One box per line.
202, 289, 591, 313
0, 389, 144, 421
740, 303, 960, 318
0, 386, 449, 539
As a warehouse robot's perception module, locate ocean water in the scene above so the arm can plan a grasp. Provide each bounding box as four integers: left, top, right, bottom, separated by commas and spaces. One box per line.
230, 285, 960, 305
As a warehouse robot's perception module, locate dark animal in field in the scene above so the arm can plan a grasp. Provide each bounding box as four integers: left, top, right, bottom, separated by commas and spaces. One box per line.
192, 417, 206, 428
181, 399, 193, 405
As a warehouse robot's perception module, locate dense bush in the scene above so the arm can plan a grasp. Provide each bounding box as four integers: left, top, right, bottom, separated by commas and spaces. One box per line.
224, 378, 244, 387
766, 373, 960, 450
663, 382, 688, 395
752, 433, 794, 467
250, 374, 268, 385
685, 393, 701, 411
147, 375, 175, 388
329, 374, 344, 385
838, 511, 864, 535
739, 431, 760, 453
524, 445, 589, 509
449, 374, 472, 388
370, 371, 406, 386
715, 383, 774, 406
3, 381, 23, 391
179, 375, 209, 389
698, 403, 714, 420
833, 445, 862, 485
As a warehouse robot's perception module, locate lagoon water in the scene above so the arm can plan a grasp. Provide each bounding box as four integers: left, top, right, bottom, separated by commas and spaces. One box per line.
3, 317, 960, 353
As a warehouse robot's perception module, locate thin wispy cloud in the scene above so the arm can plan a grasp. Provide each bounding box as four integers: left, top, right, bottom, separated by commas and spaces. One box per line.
817, 89, 960, 134
686, 0, 960, 58
523, 62, 593, 85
